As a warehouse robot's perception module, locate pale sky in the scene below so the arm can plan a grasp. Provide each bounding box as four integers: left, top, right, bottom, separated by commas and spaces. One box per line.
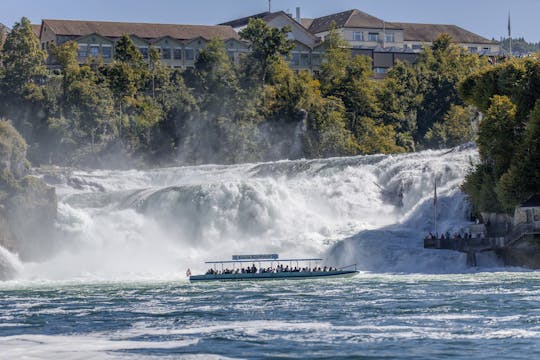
1, 0, 539, 42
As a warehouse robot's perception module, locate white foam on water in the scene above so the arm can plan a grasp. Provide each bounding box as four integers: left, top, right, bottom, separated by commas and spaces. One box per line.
0, 334, 199, 360
6, 145, 481, 281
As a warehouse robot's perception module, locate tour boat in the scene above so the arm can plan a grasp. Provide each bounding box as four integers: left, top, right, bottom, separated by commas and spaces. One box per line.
187, 254, 358, 282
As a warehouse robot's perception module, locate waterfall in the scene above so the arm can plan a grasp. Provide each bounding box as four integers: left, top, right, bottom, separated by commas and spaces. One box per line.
2, 144, 479, 281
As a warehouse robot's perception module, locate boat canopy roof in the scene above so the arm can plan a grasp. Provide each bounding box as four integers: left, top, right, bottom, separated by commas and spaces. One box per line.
205, 258, 323, 264
232, 254, 278, 260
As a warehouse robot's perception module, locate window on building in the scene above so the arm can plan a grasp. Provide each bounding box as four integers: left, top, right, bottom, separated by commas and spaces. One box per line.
300, 53, 310, 66
78, 44, 88, 58
412, 44, 422, 50
162, 47, 171, 60
89, 45, 99, 57
227, 51, 235, 62
290, 52, 299, 66
174, 48, 182, 60
102, 45, 112, 58
368, 32, 379, 42
311, 53, 321, 66
185, 48, 195, 61
483, 47, 490, 52
468, 46, 478, 53
385, 32, 395, 43
139, 47, 149, 59
353, 31, 363, 41
374, 67, 388, 74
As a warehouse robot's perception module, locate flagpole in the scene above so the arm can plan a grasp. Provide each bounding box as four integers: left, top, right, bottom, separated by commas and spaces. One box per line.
434, 179, 438, 237
508, 10, 512, 56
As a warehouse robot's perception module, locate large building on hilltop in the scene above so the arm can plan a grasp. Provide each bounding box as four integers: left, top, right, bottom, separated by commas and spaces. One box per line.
25, 7, 500, 76
223, 8, 500, 75
38, 19, 244, 68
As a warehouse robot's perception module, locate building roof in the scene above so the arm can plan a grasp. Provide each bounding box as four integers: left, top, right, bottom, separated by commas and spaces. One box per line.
308, 9, 401, 34
220, 11, 319, 47
220, 11, 300, 28
220, 11, 274, 28
31, 24, 41, 38
301, 18, 314, 29
519, 194, 540, 208
42, 19, 239, 41
391, 22, 495, 45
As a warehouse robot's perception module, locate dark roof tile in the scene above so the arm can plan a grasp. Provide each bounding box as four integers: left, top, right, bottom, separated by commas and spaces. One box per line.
308, 9, 401, 34
42, 19, 238, 41
391, 22, 495, 44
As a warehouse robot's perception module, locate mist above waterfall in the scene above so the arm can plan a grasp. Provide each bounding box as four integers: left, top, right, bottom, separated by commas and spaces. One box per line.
2, 144, 479, 281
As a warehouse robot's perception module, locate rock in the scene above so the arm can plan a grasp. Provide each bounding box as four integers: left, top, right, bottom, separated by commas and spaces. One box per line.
497, 234, 540, 269
4, 176, 57, 261
0, 120, 58, 271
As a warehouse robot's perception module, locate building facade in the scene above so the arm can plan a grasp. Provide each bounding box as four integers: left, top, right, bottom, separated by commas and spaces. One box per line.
38, 19, 241, 68
29, 7, 501, 76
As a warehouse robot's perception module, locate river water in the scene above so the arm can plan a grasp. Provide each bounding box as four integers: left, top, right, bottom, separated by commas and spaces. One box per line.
2, 272, 540, 359
1, 145, 539, 358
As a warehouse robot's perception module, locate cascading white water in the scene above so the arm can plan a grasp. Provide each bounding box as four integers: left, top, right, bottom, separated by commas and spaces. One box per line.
3, 144, 482, 281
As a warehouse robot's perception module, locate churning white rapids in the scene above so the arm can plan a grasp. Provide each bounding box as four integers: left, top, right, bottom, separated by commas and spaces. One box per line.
1, 144, 490, 281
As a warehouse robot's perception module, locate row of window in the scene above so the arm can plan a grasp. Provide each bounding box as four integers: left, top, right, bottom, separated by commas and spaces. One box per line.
78, 44, 112, 58
138, 47, 198, 61
77, 44, 204, 61
289, 52, 322, 67
352, 31, 395, 43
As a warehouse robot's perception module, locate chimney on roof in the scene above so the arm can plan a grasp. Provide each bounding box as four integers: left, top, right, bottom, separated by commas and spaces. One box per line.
295, 7, 301, 23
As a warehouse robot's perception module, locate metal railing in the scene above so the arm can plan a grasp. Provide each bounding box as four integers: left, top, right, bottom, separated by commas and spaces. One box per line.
338, 264, 358, 271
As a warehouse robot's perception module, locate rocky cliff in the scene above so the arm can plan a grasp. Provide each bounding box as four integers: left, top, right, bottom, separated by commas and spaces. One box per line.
0, 120, 57, 279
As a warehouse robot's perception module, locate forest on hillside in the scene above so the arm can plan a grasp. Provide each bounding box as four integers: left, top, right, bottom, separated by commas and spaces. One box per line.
1, 17, 487, 167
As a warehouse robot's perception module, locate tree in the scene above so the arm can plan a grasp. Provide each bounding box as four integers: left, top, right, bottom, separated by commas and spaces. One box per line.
0, 17, 46, 99
318, 24, 350, 95
114, 35, 145, 67
424, 105, 475, 148
377, 61, 422, 150
193, 38, 239, 109
239, 18, 294, 85
461, 57, 540, 213
304, 96, 359, 158
477, 95, 518, 179
414, 33, 486, 143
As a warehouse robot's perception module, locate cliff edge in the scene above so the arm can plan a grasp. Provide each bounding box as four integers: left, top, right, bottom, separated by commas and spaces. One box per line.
0, 120, 57, 279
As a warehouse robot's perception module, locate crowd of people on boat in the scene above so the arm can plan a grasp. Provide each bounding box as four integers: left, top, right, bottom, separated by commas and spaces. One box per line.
425, 231, 473, 241
205, 264, 338, 275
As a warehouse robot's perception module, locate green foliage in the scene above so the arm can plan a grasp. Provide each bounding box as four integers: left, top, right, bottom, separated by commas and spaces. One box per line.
319, 24, 351, 95
239, 18, 294, 85
461, 56, 540, 213
424, 105, 475, 148
0, 17, 46, 99
414, 34, 487, 142
0, 120, 28, 193
500, 37, 540, 53
304, 96, 359, 158
0, 21, 507, 168
377, 61, 421, 150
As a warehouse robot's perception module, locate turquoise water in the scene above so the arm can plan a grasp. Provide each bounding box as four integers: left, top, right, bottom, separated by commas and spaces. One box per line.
2, 272, 540, 359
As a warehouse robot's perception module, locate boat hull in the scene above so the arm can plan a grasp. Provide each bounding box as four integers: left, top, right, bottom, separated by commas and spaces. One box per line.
189, 270, 358, 282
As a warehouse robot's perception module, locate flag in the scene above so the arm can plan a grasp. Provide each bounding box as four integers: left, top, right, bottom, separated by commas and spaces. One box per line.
434, 180, 437, 206
508, 11, 511, 38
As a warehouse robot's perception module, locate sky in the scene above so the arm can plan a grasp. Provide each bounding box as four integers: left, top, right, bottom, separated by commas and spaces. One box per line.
1, 0, 539, 42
